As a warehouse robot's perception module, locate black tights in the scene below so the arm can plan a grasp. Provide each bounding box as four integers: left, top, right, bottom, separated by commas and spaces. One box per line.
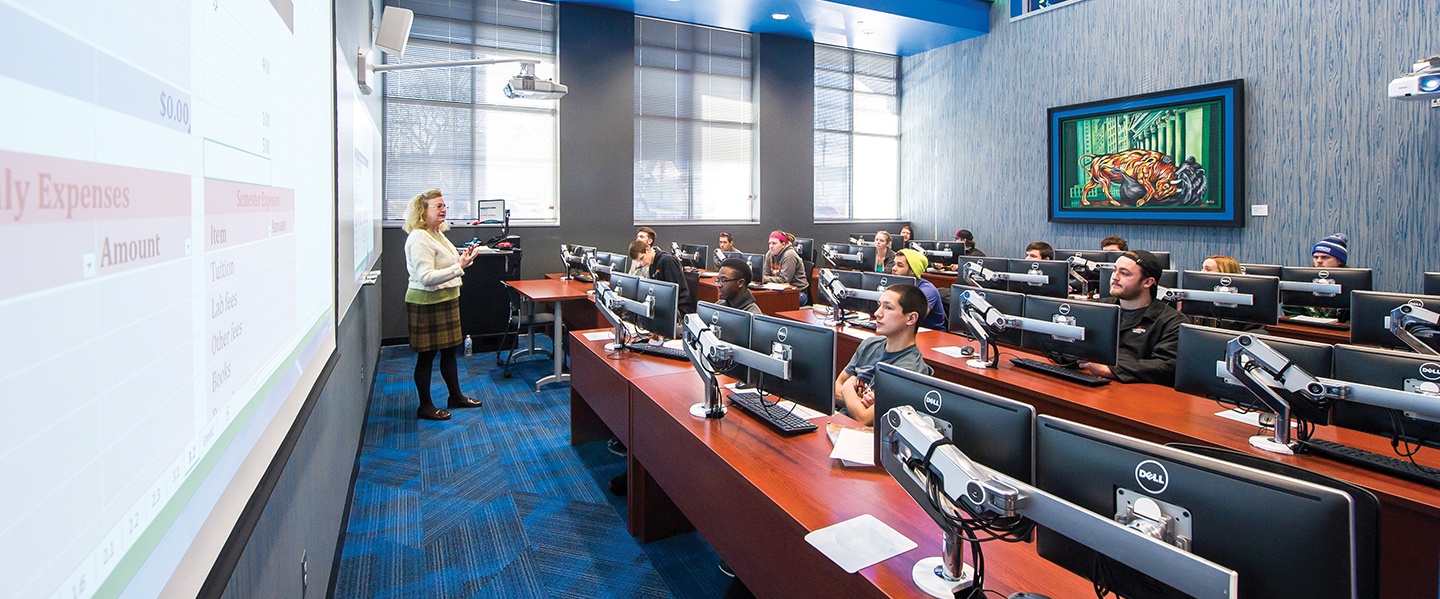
414, 347, 462, 408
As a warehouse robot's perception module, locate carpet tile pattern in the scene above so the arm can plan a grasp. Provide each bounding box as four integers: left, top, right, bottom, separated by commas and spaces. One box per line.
335, 341, 728, 598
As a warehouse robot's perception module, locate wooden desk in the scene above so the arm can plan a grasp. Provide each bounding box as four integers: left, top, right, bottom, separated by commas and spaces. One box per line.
505, 278, 592, 388
627, 370, 1093, 598
694, 275, 802, 315
778, 310, 1440, 597
544, 273, 602, 331
1265, 318, 1351, 345
920, 270, 959, 290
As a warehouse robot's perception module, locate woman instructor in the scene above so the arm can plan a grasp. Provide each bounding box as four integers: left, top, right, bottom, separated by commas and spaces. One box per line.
403, 190, 484, 420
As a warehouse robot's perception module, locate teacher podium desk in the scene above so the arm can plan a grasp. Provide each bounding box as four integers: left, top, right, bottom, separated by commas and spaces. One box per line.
780, 309, 1440, 598
567, 329, 1093, 598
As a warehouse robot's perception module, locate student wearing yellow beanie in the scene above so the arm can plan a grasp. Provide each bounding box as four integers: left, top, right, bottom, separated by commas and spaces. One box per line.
892, 249, 947, 331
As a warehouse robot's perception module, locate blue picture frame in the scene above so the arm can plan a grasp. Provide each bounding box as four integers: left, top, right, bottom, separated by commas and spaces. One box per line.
1047, 79, 1246, 227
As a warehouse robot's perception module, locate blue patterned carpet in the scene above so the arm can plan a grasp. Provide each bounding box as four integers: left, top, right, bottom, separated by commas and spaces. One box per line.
335, 340, 729, 598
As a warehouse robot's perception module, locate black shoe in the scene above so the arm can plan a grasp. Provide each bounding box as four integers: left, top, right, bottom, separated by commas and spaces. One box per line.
417, 406, 451, 421
718, 560, 735, 578
608, 473, 627, 496
606, 438, 628, 457
447, 396, 483, 409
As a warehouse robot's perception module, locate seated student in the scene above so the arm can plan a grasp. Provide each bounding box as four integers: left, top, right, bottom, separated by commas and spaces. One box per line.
1025, 241, 1054, 261
629, 226, 657, 276
717, 231, 740, 254
1080, 250, 1188, 386
835, 284, 934, 426
1100, 236, 1129, 251
899, 224, 914, 247
1284, 232, 1352, 323
715, 258, 762, 314
762, 230, 811, 304
873, 230, 897, 272
628, 239, 693, 315
1192, 254, 1264, 332
891, 249, 948, 331
955, 229, 985, 257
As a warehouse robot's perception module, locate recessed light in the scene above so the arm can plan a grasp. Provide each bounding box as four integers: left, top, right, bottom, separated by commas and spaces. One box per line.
861, 28, 877, 35
771, 12, 789, 20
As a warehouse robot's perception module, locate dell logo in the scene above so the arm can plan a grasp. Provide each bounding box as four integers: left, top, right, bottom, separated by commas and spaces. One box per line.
1318, 270, 1330, 279
711, 313, 719, 324
1135, 460, 1170, 494
1420, 363, 1440, 381
1408, 299, 1426, 309
776, 327, 789, 342
879, 276, 889, 286
1030, 262, 1041, 269
923, 390, 943, 414
1058, 303, 1072, 316
1219, 276, 1233, 287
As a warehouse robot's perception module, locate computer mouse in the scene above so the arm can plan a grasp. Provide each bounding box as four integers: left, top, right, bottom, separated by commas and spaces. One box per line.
1007, 593, 1053, 599
496, 241, 513, 249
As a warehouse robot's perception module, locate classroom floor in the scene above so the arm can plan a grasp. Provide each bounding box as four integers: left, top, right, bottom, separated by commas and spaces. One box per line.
333, 341, 730, 598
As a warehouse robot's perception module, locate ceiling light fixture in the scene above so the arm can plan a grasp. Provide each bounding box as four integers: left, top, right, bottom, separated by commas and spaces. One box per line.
771, 12, 789, 20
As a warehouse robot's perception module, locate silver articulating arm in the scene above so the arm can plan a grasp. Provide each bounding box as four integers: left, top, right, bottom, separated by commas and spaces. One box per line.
1155, 286, 1255, 306
1389, 303, 1440, 356
713, 247, 726, 267
881, 407, 1238, 599
671, 242, 698, 264
962, 261, 1049, 287
1065, 255, 1111, 272
910, 242, 953, 260
822, 245, 862, 268
956, 290, 1085, 370
586, 256, 612, 277
681, 313, 790, 418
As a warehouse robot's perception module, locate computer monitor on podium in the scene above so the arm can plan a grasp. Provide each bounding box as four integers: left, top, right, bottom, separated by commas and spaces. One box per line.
1174, 324, 1334, 422
1280, 267, 1373, 310
1035, 416, 1362, 599
1348, 290, 1440, 353
949, 284, 1026, 347
871, 364, 1035, 481
1020, 296, 1120, 367
1331, 344, 1440, 450
1177, 270, 1281, 326
608, 272, 680, 339
748, 314, 835, 415
1007, 259, 1070, 298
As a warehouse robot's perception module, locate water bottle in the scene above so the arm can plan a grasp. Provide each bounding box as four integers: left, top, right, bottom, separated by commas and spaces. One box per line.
463, 335, 473, 357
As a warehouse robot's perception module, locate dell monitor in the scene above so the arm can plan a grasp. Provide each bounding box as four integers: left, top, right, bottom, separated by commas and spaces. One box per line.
1238, 263, 1282, 278
848, 232, 876, 245
696, 301, 755, 383
608, 272, 680, 339
841, 272, 916, 316
822, 243, 878, 272
871, 363, 1035, 482
737, 252, 766, 281
949, 284, 1026, 348
1281, 267, 1373, 311
561, 243, 595, 277
1426, 272, 1440, 296
910, 240, 966, 269
1348, 290, 1440, 353
1020, 296, 1120, 367
1007, 259, 1071, 298
820, 269, 872, 316
748, 314, 836, 416
1331, 344, 1440, 450
1174, 324, 1334, 423
1036, 415, 1361, 599
959, 257, 1010, 290
596, 251, 628, 275
675, 243, 709, 270
794, 237, 815, 264
1107, 250, 1171, 270
1098, 266, 1180, 300
1177, 270, 1282, 326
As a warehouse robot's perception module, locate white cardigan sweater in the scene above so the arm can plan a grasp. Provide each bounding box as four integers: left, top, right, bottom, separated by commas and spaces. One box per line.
405, 229, 465, 292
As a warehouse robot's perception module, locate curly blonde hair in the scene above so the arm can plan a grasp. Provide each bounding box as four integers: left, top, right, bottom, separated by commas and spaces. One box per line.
403, 189, 447, 233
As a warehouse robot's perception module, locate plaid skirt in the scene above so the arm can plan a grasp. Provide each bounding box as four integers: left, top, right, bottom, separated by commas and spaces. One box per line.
406, 298, 464, 352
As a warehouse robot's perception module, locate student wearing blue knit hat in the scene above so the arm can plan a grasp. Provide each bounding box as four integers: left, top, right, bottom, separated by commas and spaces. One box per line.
1311, 232, 1349, 267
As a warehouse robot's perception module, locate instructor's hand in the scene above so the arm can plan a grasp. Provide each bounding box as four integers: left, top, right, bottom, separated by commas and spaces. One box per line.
460, 245, 478, 268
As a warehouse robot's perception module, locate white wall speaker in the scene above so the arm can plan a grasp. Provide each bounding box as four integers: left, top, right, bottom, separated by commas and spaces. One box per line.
374, 6, 413, 57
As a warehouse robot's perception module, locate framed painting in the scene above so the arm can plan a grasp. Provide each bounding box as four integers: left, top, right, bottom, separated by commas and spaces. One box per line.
1048, 79, 1245, 226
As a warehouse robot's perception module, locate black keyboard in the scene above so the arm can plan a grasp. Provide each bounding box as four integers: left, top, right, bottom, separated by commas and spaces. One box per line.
726, 391, 818, 435
1009, 357, 1111, 387
570, 273, 593, 283
1303, 438, 1440, 489
925, 268, 957, 276
624, 342, 688, 360
848, 320, 877, 331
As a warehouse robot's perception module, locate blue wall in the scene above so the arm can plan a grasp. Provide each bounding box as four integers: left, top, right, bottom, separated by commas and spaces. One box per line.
900, 0, 1440, 293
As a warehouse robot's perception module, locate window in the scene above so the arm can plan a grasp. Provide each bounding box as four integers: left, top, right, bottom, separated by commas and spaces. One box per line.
634, 18, 755, 223
383, 1, 558, 223
814, 45, 900, 221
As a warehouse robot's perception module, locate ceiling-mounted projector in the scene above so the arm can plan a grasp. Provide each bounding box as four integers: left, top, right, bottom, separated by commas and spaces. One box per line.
1388, 56, 1440, 100
503, 63, 568, 100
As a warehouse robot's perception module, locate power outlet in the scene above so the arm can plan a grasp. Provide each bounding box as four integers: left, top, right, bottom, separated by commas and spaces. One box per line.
301, 549, 308, 598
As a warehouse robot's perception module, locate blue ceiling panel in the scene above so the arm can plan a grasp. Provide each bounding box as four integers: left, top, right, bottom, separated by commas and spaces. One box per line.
550, 0, 991, 55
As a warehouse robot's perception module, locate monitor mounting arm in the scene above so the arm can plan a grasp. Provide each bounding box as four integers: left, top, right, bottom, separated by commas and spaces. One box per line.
681, 313, 790, 418
956, 290, 1084, 370
1389, 304, 1440, 356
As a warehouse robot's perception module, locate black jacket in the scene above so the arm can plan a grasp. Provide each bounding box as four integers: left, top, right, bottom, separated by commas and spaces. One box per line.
647, 249, 693, 314
1097, 296, 1188, 386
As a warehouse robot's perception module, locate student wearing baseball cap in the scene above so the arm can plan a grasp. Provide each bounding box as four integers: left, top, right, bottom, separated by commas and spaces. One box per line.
891, 249, 947, 331
954, 229, 985, 257
1082, 250, 1188, 386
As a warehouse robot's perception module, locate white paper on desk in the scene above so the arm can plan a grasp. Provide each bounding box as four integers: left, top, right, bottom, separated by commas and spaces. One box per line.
846, 326, 877, 339
1288, 315, 1340, 324
829, 428, 876, 467
661, 338, 684, 350
804, 514, 917, 574
932, 345, 972, 359
760, 282, 790, 290
582, 331, 614, 341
